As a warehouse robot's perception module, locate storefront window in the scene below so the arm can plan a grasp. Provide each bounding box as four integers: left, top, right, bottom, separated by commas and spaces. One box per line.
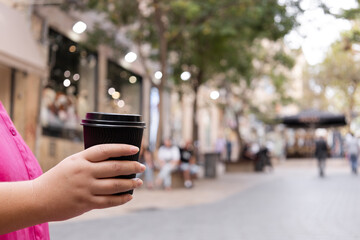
104, 60, 142, 114
41, 29, 97, 140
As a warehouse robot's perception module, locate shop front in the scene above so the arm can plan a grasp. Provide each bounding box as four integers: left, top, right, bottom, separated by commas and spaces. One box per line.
0, 3, 46, 153
0, 4, 145, 171
38, 29, 143, 171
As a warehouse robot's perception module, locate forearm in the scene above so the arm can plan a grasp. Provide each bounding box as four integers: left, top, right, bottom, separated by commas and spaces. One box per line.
0, 180, 45, 234
0, 144, 144, 235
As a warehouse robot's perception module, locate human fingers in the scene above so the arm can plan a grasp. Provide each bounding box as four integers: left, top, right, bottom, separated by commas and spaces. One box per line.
81, 144, 139, 162
92, 194, 134, 209
92, 161, 145, 178
91, 178, 143, 195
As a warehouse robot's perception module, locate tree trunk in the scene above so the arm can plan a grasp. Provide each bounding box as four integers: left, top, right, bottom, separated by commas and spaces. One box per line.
234, 110, 244, 162
347, 85, 357, 132
192, 85, 199, 144
192, 70, 203, 145
153, 0, 168, 149
224, 83, 246, 162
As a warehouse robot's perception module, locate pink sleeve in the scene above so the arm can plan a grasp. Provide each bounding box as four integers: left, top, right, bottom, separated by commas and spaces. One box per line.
0, 102, 50, 240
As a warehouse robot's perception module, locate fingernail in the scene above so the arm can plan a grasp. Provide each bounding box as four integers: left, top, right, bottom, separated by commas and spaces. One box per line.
137, 179, 143, 187
133, 178, 143, 187
140, 163, 146, 172
130, 146, 139, 154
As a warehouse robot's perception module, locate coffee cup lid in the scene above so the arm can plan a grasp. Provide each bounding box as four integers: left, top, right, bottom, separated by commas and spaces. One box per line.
81, 112, 145, 128
85, 112, 142, 121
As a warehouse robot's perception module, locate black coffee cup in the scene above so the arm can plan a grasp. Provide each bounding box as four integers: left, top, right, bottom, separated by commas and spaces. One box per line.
81, 112, 146, 195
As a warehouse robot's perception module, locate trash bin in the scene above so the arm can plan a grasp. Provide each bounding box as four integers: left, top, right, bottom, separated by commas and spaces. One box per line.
204, 152, 220, 178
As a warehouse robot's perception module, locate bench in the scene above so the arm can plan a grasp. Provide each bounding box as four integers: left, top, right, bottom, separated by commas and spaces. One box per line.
225, 160, 255, 173
150, 166, 199, 189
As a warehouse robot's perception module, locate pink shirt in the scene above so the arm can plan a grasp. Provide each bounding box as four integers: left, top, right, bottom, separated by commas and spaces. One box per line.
0, 102, 50, 240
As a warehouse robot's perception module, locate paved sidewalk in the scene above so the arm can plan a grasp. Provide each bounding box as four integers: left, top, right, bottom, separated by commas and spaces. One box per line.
51, 158, 360, 240
54, 158, 350, 223
64, 164, 275, 222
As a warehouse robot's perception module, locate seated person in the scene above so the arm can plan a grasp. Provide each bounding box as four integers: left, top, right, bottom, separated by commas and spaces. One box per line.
179, 141, 199, 188
241, 143, 254, 161
156, 139, 180, 190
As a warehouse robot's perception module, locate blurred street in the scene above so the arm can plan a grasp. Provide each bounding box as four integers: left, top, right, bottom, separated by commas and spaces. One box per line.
50, 158, 360, 240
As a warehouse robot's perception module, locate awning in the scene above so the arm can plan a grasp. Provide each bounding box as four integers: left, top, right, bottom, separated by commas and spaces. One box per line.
280, 109, 347, 129
0, 3, 46, 76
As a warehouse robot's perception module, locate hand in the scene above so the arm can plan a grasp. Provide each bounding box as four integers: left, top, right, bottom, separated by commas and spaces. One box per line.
158, 159, 165, 168
31, 144, 145, 222
172, 160, 180, 167
189, 156, 196, 165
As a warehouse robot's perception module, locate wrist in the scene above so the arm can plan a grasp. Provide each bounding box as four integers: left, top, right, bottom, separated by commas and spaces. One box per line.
30, 177, 52, 223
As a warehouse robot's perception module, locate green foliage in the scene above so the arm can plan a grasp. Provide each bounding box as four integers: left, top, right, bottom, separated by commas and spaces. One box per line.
274, 51, 295, 69
167, 0, 297, 90
310, 27, 360, 126
83, 23, 128, 54
86, 0, 140, 25
318, 36, 360, 88
72, 0, 301, 142
78, 0, 298, 88
170, 1, 201, 20
342, 8, 360, 20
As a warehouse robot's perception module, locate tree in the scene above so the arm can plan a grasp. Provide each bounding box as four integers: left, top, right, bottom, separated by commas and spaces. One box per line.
70, 0, 172, 148
313, 28, 360, 130
69, 0, 301, 149
168, 0, 299, 145
209, 39, 296, 161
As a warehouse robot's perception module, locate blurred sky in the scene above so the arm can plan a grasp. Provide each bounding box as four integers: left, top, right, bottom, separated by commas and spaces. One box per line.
283, 0, 359, 65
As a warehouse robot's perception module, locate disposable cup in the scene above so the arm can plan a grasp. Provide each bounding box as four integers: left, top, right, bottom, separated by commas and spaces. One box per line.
81, 112, 145, 195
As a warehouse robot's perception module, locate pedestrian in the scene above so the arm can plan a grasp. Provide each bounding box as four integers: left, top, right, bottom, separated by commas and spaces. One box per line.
0, 101, 145, 238
314, 130, 329, 177
226, 139, 232, 162
345, 133, 359, 175
215, 135, 226, 160
179, 141, 199, 188
156, 138, 180, 190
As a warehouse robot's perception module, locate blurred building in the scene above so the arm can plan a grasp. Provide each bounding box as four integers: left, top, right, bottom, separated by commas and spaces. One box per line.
0, 1, 46, 154
0, 2, 150, 170
0, 1, 315, 168
168, 39, 309, 161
